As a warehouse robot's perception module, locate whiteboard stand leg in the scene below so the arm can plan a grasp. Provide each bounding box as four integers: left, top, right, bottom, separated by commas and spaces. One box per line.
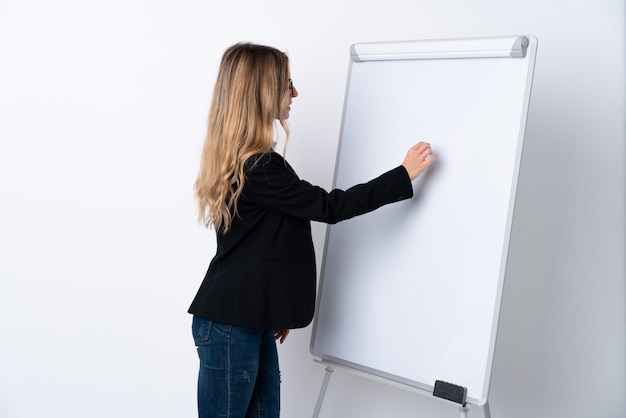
312, 365, 334, 418
483, 400, 491, 418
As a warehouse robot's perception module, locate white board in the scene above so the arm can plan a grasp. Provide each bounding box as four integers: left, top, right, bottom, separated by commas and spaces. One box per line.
310, 35, 537, 406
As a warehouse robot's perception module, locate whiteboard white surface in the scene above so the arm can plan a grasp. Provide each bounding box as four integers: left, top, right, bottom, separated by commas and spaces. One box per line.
310, 36, 537, 406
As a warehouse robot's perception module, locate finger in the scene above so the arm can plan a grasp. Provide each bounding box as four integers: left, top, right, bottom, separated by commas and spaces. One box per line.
411, 144, 432, 160
413, 142, 432, 158
421, 149, 434, 161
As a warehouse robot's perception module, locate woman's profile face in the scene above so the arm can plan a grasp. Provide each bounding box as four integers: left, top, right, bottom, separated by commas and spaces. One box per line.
279, 78, 298, 120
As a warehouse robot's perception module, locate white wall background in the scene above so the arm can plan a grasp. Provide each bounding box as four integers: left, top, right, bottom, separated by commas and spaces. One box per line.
0, 1, 623, 417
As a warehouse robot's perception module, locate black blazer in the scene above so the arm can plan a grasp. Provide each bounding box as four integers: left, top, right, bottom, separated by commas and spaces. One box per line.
188, 151, 413, 329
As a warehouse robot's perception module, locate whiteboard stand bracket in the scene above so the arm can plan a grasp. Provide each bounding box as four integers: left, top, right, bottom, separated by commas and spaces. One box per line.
312, 364, 334, 418
459, 400, 491, 418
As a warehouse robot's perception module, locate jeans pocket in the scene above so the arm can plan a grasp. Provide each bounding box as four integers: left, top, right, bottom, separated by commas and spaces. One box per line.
192, 315, 213, 345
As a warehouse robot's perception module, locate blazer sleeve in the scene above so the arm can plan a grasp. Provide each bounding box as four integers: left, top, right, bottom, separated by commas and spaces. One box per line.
242, 152, 413, 224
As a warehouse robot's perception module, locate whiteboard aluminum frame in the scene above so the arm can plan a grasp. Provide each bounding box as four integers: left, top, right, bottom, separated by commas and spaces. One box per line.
351, 35, 530, 61
310, 35, 538, 407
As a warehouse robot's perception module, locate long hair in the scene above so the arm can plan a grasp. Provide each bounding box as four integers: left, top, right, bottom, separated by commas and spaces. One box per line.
195, 43, 292, 231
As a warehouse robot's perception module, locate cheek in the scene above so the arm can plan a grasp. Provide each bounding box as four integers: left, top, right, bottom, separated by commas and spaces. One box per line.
279, 99, 290, 118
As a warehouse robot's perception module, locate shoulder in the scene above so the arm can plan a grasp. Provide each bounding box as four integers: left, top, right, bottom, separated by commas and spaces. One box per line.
244, 151, 282, 170
244, 151, 296, 177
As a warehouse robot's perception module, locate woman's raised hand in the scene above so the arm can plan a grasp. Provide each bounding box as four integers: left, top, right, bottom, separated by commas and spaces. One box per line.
401, 142, 436, 181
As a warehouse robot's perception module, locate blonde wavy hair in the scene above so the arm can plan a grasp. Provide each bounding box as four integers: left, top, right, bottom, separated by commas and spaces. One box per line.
195, 43, 292, 231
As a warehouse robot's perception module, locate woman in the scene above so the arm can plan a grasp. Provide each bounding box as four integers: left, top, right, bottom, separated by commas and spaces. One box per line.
188, 43, 435, 418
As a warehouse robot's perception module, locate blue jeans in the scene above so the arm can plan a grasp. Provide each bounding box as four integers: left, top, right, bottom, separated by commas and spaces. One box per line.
192, 316, 281, 418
